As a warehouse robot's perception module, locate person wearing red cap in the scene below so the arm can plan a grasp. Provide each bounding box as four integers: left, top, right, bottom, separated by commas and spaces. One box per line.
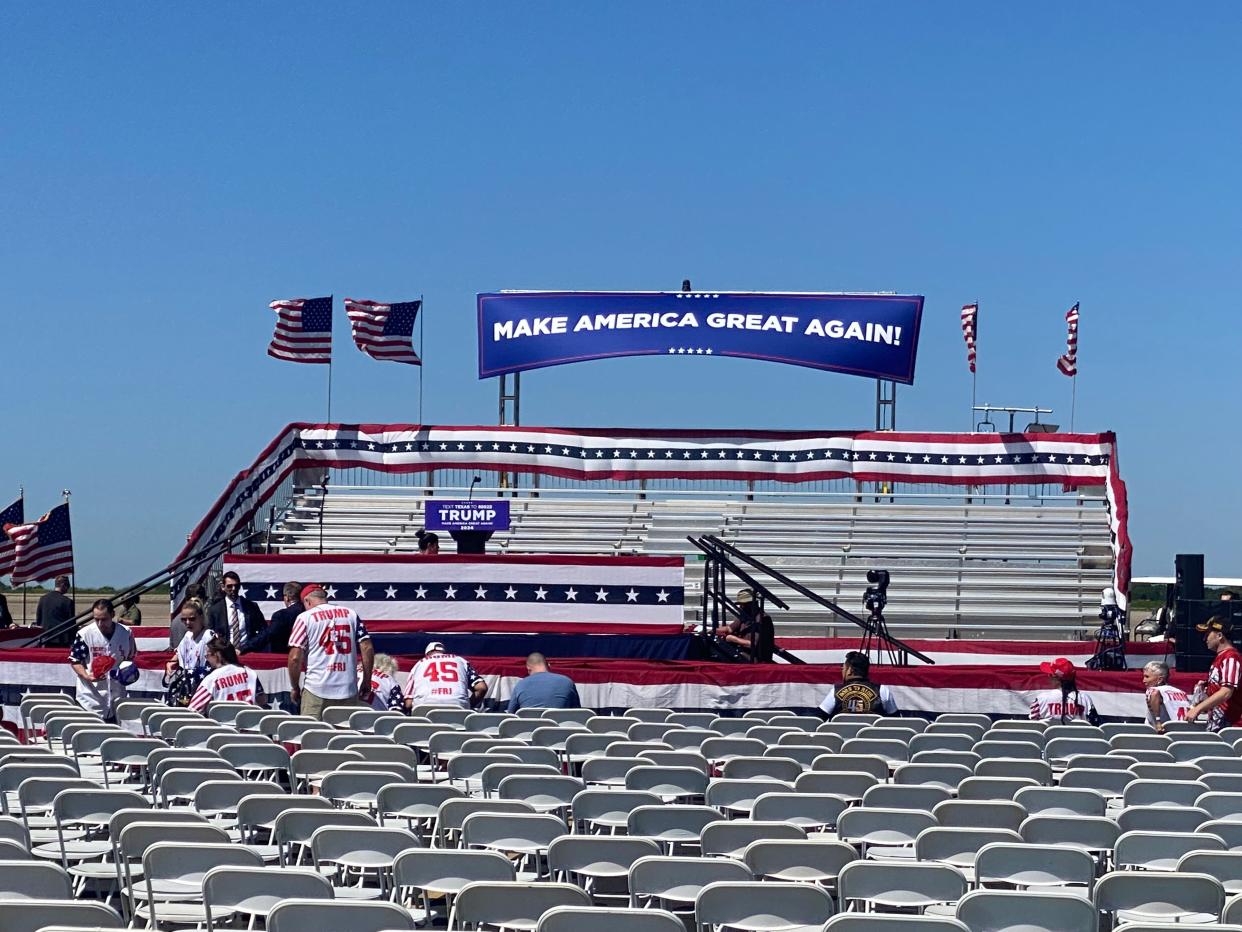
287, 584, 374, 720
1187, 615, 1242, 731
1030, 657, 1099, 724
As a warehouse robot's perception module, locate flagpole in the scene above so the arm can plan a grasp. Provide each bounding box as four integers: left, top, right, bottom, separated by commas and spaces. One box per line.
970, 298, 978, 431
1070, 301, 1079, 432
326, 295, 334, 423
418, 293, 425, 425
17, 485, 24, 626
62, 489, 73, 615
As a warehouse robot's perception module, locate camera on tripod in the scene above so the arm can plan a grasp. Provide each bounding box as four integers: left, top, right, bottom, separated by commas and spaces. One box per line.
1087, 586, 1128, 671
863, 569, 890, 616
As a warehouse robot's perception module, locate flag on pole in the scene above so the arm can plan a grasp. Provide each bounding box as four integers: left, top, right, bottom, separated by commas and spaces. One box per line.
4, 502, 74, 584
344, 299, 423, 365
960, 303, 978, 373
267, 296, 333, 364
0, 497, 23, 577
1056, 302, 1080, 377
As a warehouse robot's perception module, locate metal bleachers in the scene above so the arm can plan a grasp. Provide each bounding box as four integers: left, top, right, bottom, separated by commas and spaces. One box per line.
266, 483, 1115, 641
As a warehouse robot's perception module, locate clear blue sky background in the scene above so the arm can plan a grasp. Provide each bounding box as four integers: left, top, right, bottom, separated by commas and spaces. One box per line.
2, 4, 1238, 585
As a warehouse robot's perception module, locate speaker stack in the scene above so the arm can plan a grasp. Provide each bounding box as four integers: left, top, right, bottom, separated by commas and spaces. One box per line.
1173, 553, 1235, 674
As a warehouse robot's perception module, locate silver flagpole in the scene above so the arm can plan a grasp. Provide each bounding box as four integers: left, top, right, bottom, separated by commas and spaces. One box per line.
326, 295, 334, 422
418, 294, 425, 425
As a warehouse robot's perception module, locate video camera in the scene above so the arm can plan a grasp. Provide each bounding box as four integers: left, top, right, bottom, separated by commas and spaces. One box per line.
863, 569, 890, 616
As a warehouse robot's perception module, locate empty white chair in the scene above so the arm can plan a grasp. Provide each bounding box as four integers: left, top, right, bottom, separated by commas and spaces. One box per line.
266, 898, 415, 932
933, 800, 1024, 833
1013, 786, 1107, 817
0, 898, 122, 932
956, 777, 1038, 801
571, 789, 661, 834
838, 860, 967, 913
706, 778, 794, 818
536, 905, 684, 932
956, 889, 1095, 932
1115, 830, 1224, 871
624, 765, 708, 801
310, 825, 419, 898
914, 828, 1022, 871
743, 839, 856, 884
1018, 815, 1120, 854
1117, 805, 1209, 834
699, 820, 805, 859
452, 880, 590, 931
137, 841, 263, 928
1094, 870, 1224, 926
752, 792, 849, 831
1177, 850, 1242, 894
892, 763, 972, 791
974, 842, 1095, 890
863, 784, 952, 812
392, 848, 514, 924
837, 808, 936, 858
823, 917, 969, 931
629, 854, 752, 910
627, 805, 719, 852
0, 860, 72, 899
547, 835, 661, 891
460, 813, 565, 876
202, 865, 332, 932
1123, 779, 1211, 809
696, 880, 834, 931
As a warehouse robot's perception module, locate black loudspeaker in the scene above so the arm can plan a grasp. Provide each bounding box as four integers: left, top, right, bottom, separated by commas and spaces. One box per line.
1176, 553, 1205, 601
1175, 599, 1240, 673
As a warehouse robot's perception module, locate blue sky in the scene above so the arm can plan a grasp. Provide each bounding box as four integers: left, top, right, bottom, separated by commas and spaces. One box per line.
2, 4, 1239, 585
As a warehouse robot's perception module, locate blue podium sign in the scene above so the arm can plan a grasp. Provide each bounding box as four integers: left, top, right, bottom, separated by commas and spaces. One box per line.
477, 291, 923, 383
424, 500, 511, 533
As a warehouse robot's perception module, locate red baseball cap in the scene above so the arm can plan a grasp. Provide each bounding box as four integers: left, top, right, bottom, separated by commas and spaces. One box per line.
1040, 657, 1076, 678
300, 583, 326, 602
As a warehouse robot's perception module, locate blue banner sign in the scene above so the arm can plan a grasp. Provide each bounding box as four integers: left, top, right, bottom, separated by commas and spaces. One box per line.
477, 291, 923, 383
424, 500, 511, 533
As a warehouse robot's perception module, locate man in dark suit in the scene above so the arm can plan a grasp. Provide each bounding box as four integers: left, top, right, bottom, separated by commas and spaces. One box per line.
265, 581, 303, 654
37, 575, 76, 646
0, 590, 12, 628
207, 571, 268, 653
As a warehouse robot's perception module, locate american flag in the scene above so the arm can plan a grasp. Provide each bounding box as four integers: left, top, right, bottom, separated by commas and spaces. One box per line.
960, 303, 978, 374
268, 296, 333, 364
344, 298, 422, 366
0, 496, 23, 577
4, 502, 74, 584
1057, 302, 1080, 377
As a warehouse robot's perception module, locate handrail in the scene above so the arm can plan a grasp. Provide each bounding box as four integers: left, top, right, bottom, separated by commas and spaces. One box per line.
27, 525, 261, 647
699, 534, 935, 666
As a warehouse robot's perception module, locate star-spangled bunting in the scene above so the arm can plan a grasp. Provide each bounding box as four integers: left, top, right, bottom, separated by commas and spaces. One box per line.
267, 296, 333, 364
344, 298, 422, 366
961, 303, 978, 374
1057, 302, 1080, 377
0, 496, 23, 577
4, 502, 74, 584
175, 424, 1131, 617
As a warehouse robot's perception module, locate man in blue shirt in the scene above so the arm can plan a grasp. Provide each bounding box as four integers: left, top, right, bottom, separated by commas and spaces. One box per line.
507, 652, 580, 712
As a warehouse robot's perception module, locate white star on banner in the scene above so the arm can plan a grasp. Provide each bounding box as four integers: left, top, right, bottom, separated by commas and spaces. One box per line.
325, 586, 337, 599
504, 586, 518, 599
384, 586, 398, 599
595, 588, 609, 602
565, 588, 578, 601
924, 455, 932, 463
544, 446, 553, 453
958, 456, 967, 464
265, 586, 278, 599
367, 443, 375, 450
414, 586, 427, 599
595, 450, 604, 458
534, 587, 548, 600
561, 447, 570, 456
995, 455, 1004, 464
475, 443, 483, 451
665, 451, 674, 458
700, 451, 709, 458
905, 455, 913, 462
444, 586, 458, 599
887, 453, 895, 461
239, 586, 248, 598
315, 441, 324, 449
683, 452, 692, 459
647, 451, 656, 458
509, 444, 517, 452
656, 590, 670, 602
456, 443, 465, 450
439, 443, 448, 450
474, 586, 488, 599
626, 589, 639, 602
405, 443, 414, 451
354, 586, 367, 599
629, 450, 638, 458
869, 453, 878, 460
754, 452, 763, 459
718, 451, 727, 458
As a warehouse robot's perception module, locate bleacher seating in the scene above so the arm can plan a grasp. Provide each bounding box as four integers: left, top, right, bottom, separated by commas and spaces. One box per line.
266, 483, 1115, 639
8, 692, 1242, 931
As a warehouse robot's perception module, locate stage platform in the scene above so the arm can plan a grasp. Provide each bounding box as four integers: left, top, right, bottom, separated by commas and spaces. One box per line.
0, 636, 1183, 725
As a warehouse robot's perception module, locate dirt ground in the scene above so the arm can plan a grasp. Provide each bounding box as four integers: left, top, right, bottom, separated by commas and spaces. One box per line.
3, 590, 163, 627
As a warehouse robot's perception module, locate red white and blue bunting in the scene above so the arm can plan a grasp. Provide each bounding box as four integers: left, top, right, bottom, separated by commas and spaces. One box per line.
178, 424, 1131, 607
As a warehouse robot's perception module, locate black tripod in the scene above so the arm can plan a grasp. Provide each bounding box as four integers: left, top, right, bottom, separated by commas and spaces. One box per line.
1087, 606, 1128, 671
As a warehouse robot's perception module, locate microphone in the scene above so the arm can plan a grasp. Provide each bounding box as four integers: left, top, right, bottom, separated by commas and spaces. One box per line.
468, 476, 481, 501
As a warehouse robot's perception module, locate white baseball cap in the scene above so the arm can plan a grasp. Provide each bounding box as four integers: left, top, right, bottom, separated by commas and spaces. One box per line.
425, 641, 446, 654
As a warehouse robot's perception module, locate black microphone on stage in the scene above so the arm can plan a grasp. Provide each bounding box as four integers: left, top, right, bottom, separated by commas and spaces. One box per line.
468, 476, 481, 501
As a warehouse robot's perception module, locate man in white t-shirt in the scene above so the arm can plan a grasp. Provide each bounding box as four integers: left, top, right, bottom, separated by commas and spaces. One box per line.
68, 598, 137, 719
404, 642, 487, 710
286, 585, 374, 720
1142, 660, 1191, 732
